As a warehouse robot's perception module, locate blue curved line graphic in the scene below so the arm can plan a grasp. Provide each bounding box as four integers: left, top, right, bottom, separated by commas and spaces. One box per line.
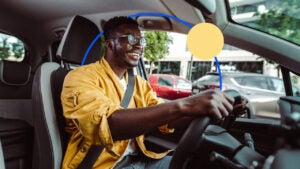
81, 31, 104, 65
81, 12, 223, 91
214, 57, 222, 91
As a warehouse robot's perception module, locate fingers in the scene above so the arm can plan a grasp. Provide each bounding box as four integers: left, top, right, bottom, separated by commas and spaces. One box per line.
223, 92, 234, 105
206, 90, 233, 119
182, 89, 234, 119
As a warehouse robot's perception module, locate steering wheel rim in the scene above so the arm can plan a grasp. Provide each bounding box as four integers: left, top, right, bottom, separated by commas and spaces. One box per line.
169, 116, 210, 169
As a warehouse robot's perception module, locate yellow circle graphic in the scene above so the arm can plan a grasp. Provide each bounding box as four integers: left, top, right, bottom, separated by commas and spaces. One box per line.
187, 23, 224, 60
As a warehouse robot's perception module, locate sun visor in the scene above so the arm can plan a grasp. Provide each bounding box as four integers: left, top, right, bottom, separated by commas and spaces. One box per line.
136, 16, 172, 31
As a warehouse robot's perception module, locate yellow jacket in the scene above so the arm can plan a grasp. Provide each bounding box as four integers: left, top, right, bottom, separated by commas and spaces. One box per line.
61, 58, 173, 169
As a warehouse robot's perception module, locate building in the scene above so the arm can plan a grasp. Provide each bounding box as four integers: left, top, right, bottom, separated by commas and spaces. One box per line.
146, 0, 281, 82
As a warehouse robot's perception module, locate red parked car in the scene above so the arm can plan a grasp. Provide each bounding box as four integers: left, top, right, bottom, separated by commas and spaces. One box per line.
149, 74, 192, 100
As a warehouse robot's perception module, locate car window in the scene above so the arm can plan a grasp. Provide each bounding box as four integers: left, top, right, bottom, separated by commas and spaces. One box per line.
176, 78, 192, 90
144, 31, 289, 119
291, 72, 300, 96
269, 77, 284, 93
195, 75, 219, 83
158, 77, 173, 87
228, 0, 300, 46
240, 76, 269, 90
0, 33, 25, 62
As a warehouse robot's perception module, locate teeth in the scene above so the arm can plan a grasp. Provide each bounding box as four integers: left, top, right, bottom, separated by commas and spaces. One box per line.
128, 53, 140, 56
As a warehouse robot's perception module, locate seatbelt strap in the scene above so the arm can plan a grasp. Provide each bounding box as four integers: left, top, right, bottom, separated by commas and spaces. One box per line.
77, 68, 135, 169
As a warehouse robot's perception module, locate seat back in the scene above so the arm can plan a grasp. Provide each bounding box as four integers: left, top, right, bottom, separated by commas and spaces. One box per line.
32, 15, 101, 169
0, 60, 32, 99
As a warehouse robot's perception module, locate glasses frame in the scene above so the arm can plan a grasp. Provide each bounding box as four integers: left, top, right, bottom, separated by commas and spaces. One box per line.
112, 34, 146, 47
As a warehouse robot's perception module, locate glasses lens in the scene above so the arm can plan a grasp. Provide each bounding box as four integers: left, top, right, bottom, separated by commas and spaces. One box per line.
125, 34, 146, 47
140, 37, 146, 47
127, 34, 137, 46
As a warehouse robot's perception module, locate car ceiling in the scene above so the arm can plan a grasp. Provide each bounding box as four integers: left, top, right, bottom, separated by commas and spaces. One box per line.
1, 0, 200, 36
1, 0, 299, 75
0, 0, 201, 68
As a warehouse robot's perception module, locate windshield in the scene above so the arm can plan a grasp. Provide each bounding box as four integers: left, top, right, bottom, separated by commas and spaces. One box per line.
228, 0, 300, 46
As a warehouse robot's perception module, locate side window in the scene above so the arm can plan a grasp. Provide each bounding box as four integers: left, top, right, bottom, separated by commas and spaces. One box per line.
233, 77, 244, 85
291, 72, 300, 96
269, 78, 284, 93
158, 77, 173, 87
0, 33, 25, 62
176, 78, 192, 90
243, 76, 269, 90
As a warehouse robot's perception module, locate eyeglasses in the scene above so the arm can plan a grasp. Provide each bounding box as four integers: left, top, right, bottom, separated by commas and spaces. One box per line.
112, 34, 147, 47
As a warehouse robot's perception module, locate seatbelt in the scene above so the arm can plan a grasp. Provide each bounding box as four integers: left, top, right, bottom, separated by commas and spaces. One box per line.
77, 68, 135, 169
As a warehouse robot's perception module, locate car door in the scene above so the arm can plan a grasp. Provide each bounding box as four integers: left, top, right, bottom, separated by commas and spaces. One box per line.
175, 77, 192, 99
157, 76, 175, 99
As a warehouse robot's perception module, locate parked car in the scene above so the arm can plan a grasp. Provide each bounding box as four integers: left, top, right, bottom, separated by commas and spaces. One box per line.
1, 0, 300, 169
192, 72, 300, 118
149, 74, 192, 100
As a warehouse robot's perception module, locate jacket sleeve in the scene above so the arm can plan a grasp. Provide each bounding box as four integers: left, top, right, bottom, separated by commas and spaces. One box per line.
135, 76, 175, 134
61, 69, 121, 156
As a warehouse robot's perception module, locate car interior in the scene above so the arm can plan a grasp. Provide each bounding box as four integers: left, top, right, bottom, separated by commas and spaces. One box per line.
0, 0, 300, 169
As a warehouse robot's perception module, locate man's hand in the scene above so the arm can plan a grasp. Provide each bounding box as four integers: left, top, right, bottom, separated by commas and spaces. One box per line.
177, 89, 234, 119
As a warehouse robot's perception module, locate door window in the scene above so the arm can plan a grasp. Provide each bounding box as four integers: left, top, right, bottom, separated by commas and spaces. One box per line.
158, 77, 173, 87
0, 33, 25, 62
176, 78, 191, 90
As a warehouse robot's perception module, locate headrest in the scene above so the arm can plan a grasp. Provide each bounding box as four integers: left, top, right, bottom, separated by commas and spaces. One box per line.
0, 60, 31, 86
56, 15, 102, 65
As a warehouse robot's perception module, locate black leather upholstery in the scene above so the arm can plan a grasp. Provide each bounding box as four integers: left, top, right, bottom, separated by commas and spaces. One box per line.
56, 15, 101, 64
32, 15, 101, 169
0, 60, 31, 86
0, 60, 32, 99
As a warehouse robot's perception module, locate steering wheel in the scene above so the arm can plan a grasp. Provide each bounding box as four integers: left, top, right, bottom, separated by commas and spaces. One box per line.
169, 90, 246, 169
169, 116, 210, 169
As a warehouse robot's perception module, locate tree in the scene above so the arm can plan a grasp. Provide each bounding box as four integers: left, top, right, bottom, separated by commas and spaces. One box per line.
0, 38, 11, 60
254, 0, 300, 44
11, 39, 25, 59
143, 31, 173, 74
253, 0, 300, 77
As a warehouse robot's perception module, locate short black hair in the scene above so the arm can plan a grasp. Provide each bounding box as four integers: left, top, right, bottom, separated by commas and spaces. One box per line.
103, 16, 139, 39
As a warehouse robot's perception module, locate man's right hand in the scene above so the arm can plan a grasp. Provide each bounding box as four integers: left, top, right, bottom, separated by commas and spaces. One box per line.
176, 89, 234, 119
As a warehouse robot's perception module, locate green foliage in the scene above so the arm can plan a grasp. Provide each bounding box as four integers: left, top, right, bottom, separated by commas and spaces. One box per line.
11, 40, 25, 58
0, 38, 11, 59
254, 0, 300, 44
0, 37, 24, 60
291, 75, 299, 86
143, 31, 173, 74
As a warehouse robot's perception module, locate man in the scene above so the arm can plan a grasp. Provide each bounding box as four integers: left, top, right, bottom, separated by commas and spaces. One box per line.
61, 16, 234, 169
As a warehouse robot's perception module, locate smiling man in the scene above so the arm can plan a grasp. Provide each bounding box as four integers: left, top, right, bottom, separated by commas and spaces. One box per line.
61, 16, 234, 169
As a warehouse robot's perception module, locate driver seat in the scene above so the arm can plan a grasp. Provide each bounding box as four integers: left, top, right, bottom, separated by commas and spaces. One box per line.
31, 15, 101, 169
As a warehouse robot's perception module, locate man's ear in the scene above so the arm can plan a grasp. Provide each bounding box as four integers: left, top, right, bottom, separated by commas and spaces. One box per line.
106, 40, 114, 50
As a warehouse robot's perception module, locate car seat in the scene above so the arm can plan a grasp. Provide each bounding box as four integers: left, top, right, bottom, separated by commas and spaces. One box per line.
31, 15, 101, 169
0, 60, 34, 169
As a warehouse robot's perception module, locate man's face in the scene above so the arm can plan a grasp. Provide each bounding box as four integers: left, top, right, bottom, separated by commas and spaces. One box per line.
111, 24, 144, 68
